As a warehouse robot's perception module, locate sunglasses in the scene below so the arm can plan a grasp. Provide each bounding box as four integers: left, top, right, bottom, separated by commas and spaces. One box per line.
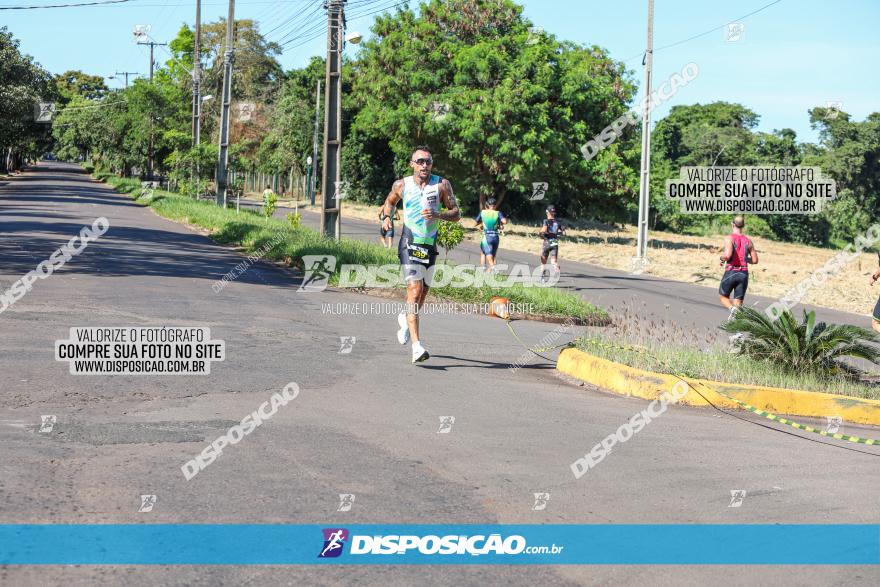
412, 158, 433, 166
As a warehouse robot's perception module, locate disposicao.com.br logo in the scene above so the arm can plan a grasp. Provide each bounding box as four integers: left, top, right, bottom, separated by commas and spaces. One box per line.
318, 528, 563, 558
298, 255, 559, 292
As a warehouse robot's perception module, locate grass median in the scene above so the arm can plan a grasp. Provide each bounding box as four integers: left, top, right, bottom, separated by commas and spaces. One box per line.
575, 333, 880, 400
100, 174, 607, 323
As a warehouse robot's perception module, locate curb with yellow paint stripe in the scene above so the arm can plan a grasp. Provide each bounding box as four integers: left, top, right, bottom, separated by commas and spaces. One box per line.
557, 347, 880, 427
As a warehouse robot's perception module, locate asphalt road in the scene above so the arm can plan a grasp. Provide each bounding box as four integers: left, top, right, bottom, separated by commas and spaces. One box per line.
1, 163, 878, 586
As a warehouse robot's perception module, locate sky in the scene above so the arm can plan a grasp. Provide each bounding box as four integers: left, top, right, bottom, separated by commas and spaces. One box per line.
3, 0, 879, 143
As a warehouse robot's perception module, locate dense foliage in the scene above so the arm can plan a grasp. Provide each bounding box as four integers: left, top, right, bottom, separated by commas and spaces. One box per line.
0, 27, 57, 172
2, 0, 871, 249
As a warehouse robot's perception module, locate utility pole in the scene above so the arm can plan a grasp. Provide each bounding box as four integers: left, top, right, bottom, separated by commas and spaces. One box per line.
114, 71, 138, 88
192, 0, 202, 148
309, 79, 321, 206
216, 0, 235, 207
320, 0, 345, 238
137, 40, 167, 81
191, 0, 202, 190
138, 39, 166, 180
634, 0, 654, 271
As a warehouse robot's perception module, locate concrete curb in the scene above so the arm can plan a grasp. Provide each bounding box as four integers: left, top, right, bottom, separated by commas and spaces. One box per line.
557, 347, 880, 426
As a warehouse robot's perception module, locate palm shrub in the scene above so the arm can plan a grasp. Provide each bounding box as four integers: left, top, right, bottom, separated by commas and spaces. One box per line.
720, 307, 880, 374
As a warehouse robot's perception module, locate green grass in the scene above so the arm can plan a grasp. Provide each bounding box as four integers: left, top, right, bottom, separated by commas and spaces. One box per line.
100, 175, 606, 322
576, 333, 880, 400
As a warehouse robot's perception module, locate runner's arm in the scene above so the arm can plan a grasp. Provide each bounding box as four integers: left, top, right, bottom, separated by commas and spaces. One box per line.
437, 179, 461, 222
382, 180, 403, 230
720, 236, 733, 262
748, 241, 759, 265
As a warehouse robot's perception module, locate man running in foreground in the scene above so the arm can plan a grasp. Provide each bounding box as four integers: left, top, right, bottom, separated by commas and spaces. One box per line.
539, 205, 564, 283
475, 197, 507, 273
719, 215, 759, 320
381, 146, 460, 363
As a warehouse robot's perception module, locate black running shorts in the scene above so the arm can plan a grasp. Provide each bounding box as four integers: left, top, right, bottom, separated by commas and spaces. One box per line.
719, 270, 749, 300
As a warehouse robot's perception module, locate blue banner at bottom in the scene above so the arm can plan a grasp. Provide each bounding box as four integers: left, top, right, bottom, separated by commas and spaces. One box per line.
1, 524, 878, 564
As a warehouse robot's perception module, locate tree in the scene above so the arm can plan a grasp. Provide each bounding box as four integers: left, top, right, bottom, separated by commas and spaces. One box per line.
650, 102, 761, 233
198, 19, 283, 104
804, 108, 880, 244
55, 70, 109, 103
347, 0, 638, 220
0, 27, 56, 172
257, 57, 325, 181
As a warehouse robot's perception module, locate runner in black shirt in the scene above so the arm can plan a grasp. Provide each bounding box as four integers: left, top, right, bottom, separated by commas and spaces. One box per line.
539, 205, 564, 283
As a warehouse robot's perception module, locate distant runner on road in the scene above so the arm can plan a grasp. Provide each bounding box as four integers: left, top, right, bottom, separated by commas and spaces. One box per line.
539, 205, 564, 283
378, 205, 400, 248
719, 215, 759, 320
380, 146, 460, 363
475, 197, 507, 273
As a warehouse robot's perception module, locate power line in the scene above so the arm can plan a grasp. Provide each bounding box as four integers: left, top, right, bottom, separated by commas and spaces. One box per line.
0, 0, 132, 9
0, 0, 306, 7
265, 0, 324, 43
276, 0, 374, 46
281, 0, 404, 50
259, 0, 317, 37
622, 0, 784, 63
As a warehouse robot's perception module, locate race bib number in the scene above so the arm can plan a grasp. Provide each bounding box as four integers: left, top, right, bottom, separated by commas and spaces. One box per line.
407, 243, 430, 264
547, 238, 558, 247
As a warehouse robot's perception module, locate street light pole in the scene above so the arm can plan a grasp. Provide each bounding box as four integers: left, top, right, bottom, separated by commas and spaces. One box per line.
634, 0, 654, 271
216, 0, 235, 207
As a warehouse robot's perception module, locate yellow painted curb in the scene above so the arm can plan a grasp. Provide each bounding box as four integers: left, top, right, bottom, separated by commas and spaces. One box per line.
557, 347, 880, 426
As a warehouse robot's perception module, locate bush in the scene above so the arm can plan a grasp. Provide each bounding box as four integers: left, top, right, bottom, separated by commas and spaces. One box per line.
436, 220, 465, 257
765, 215, 830, 246
263, 191, 278, 222
720, 306, 880, 374
287, 212, 302, 229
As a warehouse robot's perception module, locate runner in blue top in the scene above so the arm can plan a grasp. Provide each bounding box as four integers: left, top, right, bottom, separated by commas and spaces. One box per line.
474, 198, 507, 273
380, 146, 460, 364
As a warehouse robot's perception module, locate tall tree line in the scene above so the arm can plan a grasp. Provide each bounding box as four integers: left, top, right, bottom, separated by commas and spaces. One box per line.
37, 0, 880, 247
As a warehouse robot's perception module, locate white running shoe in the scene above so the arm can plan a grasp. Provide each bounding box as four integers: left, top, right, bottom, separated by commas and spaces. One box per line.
397, 313, 410, 344
727, 306, 740, 322
412, 342, 429, 363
